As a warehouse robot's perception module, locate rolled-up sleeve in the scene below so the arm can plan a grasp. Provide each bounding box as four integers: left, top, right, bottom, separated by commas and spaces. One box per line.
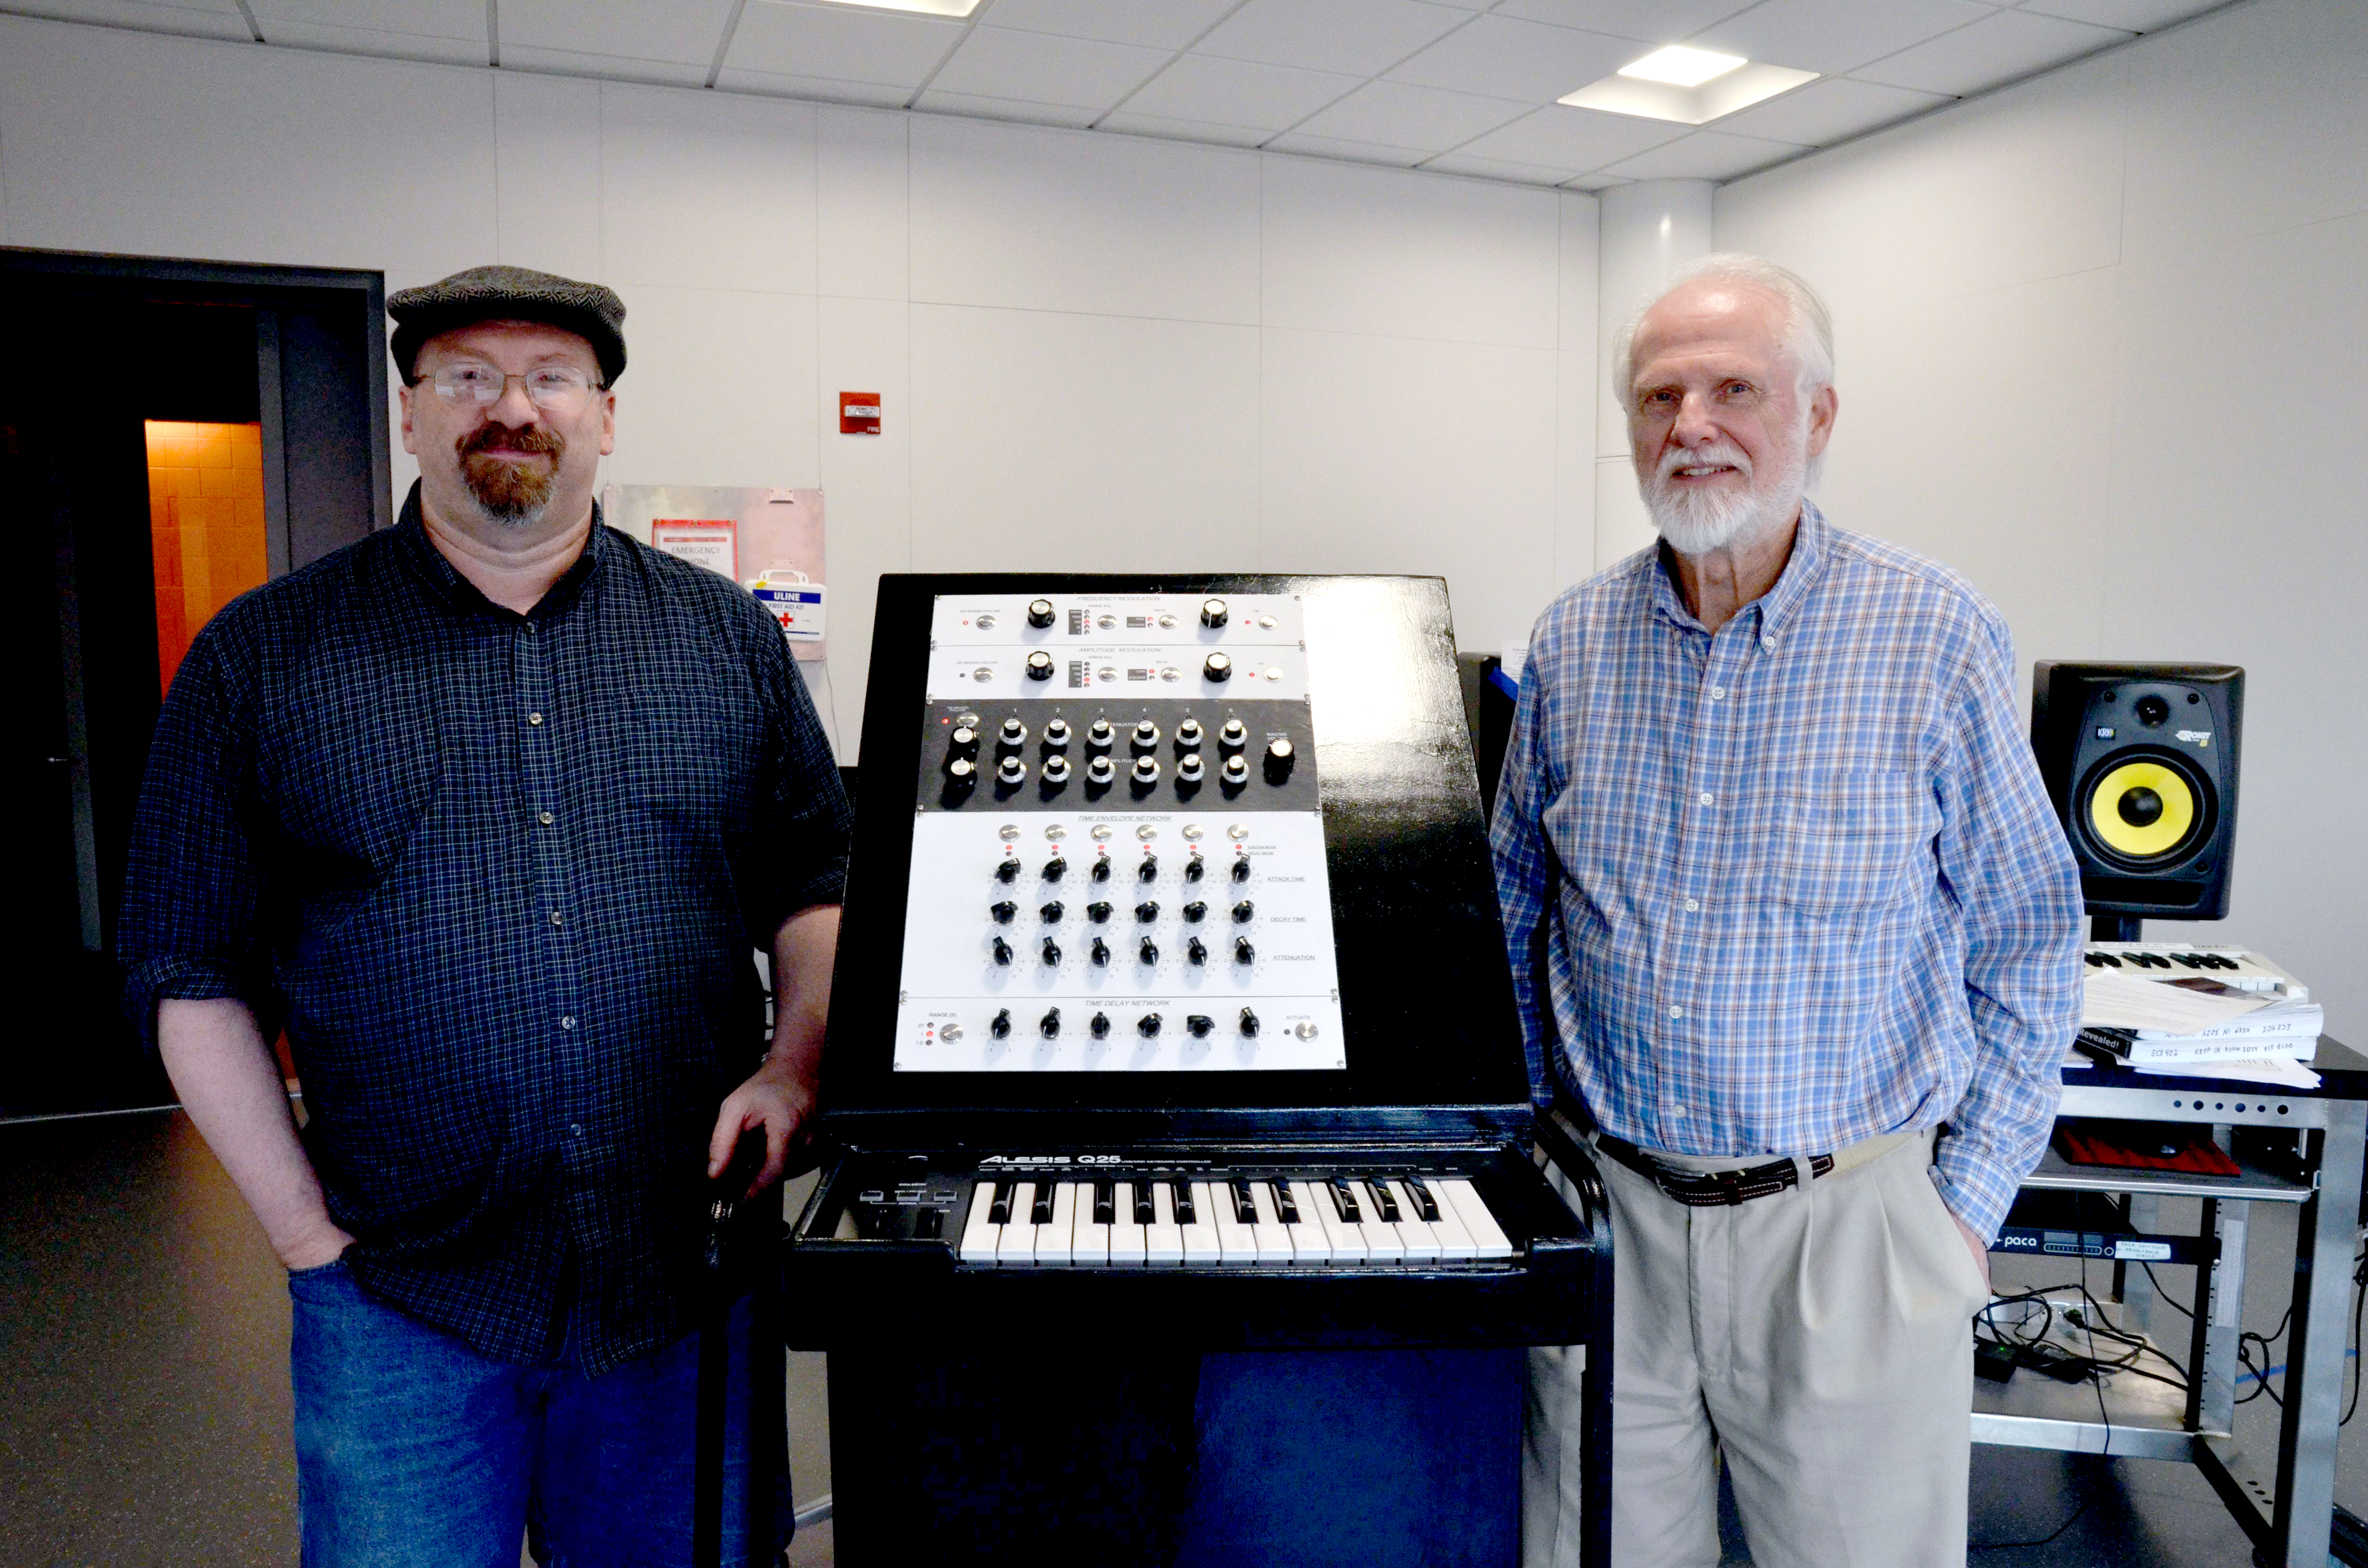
1929, 611, 2085, 1240
1489, 619, 1563, 1109
742, 617, 852, 943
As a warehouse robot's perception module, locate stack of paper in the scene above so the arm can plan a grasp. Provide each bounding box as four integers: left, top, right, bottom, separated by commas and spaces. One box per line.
2073, 966, 2322, 1079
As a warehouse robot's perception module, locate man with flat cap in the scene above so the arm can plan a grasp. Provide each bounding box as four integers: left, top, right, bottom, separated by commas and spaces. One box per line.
121, 265, 850, 1567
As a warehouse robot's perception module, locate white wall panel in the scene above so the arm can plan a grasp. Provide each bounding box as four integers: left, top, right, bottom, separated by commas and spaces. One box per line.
600, 285, 822, 492
599, 85, 817, 294
494, 73, 603, 279
908, 304, 1259, 571
1554, 193, 1600, 597
814, 294, 915, 758
908, 118, 1260, 323
1260, 156, 1560, 348
817, 106, 909, 302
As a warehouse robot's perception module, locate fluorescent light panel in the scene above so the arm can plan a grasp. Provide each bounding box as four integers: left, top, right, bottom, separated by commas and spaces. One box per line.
808, 0, 982, 15
1618, 46, 1745, 88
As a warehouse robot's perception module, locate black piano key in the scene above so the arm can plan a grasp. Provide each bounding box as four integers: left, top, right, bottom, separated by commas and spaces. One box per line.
1402, 1176, 1443, 1223
1269, 1180, 1300, 1225
988, 1178, 1015, 1225
1327, 1177, 1362, 1224
1230, 1178, 1258, 1225
1366, 1179, 1401, 1224
1171, 1179, 1197, 1225
1093, 1180, 1117, 1225
1031, 1182, 1057, 1225
1133, 1183, 1156, 1226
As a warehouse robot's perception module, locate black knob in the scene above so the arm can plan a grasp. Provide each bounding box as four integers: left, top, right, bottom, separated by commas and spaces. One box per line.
1040, 754, 1072, 784
1044, 856, 1067, 881
1132, 720, 1161, 749
1040, 1007, 1061, 1038
1027, 598, 1056, 629
1220, 717, 1248, 748
948, 723, 980, 757
1186, 937, 1208, 966
1085, 755, 1115, 785
990, 901, 1017, 923
1131, 755, 1160, 785
1232, 900, 1253, 923
1185, 856, 1206, 882
1176, 717, 1204, 747
1087, 718, 1114, 748
1024, 650, 1054, 681
991, 936, 1013, 966
1234, 937, 1254, 964
1204, 652, 1232, 683
1264, 736, 1295, 781
1041, 939, 1061, 966
1200, 598, 1228, 629
990, 1008, 1011, 1039
996, 860, 1020, 882
1221, 754, 1249, 784
999, 718, 1027, 747
1089, 1011, 1111, 1038
1091, 858, 1112, 883
1087, 901, 1113, 923
1138, 1012, 1162, 1037
1042, 718, 1071, 747
997, 756, 1026, 784
1176, 752, 1205, 781
1183, 901, 1207, 922
1090, 938, 1110, 967
1139, 938, 1159, 964
1186, 1014, 1214, 1038
1231, 858, 1250, 883
1239, 1008, 1260, 1037
1138, 856, 1159, 881
1135, 901, 1160, 922
1040, 901, 1064, 921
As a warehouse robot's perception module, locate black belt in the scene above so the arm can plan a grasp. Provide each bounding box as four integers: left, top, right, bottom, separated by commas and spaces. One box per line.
1595, 1134, 1834, 1208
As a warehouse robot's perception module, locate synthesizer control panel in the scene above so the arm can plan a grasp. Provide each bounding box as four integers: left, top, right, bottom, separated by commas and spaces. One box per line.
896, 590, 1344, 1073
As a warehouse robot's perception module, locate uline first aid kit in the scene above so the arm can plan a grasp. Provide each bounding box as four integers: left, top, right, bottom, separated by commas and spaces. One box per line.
749, 570, 826, 648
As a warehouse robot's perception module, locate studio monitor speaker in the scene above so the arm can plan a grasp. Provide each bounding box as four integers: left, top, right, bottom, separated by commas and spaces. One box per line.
2031, 662, 2243, 922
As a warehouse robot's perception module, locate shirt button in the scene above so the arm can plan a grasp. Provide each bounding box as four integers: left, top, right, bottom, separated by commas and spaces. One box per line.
1762, 636, 1777, 650
538, 810, 555, 826
527, 711, 545, 726
1683, 898, 1700, 913
1670, 1104, 1688, 1118
1668, 1005, 1684, 1020
568, 1122, 584, 1137
549, 910, 565, 926
559, 1015, 577, 1030
1709, 686, 1726, 701
1697, 791, 1714, 807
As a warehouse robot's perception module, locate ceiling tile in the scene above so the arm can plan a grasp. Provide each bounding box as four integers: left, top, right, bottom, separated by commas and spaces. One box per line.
4, 0, 253, 40
982, 0, 1236, 51
911, 88, 1101, 127
1490, 0, 1758, 46
1265, 131, 1429, 168
501, 0, 737, 68
1421, 151, 1581, 186
2015, 0, 2224, 29
1688, 0, 1997, 77
1387, 14, 1640, 102
929, 25, 1169, 111
714, 67, 911, 106
728, 1, 962, 87
1120, 54, 1357, 132
1293, 78, 1531, 153
1599, 126, 1806, 179
249, 0, 484, 40
1193, 0, 1470, 78
1098, 111, 1270, 148
1451, 103, 1686, 172
263, 18, 485, 60
1708, 74, 1950, 144
499, 43, 708, 85
1853, 8, 2128, 96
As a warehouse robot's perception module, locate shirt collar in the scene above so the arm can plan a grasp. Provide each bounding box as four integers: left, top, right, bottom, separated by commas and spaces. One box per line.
390, 479, 607, 622
1647, 497, 1831, 641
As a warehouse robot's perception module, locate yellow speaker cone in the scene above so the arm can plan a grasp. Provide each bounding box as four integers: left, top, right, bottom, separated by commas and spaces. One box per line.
2089, 760, 2196, 859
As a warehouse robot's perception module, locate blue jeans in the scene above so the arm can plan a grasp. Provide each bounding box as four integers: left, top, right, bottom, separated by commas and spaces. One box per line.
289, 1259, 789, 1568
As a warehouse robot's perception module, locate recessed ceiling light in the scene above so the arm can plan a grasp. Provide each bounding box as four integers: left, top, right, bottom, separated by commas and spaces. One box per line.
807, 0, 981, 16
1618, 46, 1746, 89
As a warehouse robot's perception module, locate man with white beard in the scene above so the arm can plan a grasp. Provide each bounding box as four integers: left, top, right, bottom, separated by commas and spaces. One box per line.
1491, 255, 2082, 1568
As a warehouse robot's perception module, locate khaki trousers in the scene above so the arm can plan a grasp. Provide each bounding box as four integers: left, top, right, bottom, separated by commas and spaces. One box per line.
1524, 1128, 1990, 1568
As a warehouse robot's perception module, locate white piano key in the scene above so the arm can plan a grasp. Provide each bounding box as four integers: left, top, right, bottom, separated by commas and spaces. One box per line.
1051, 1184, 1085, 1269
1182, 1180, 1224, 1265
1436, 1177, 1515, 1260
1110, 1180, 1150, 1265
996, 1180, 1041, 1265
1407, 1177, 1476, 1261
1351, 1178, 1407, 1262
1146, 1180, 1185, 1265
1212, 1179, 1259, 1265
958, 1182, 1001, 1264
1311, 1178, 1369, 1264
1286, 1180, 1338, 1265
1247, 1181, 1296, 1264
1376, 1178, 1443, 1262
1071, 1180, 1110, 1265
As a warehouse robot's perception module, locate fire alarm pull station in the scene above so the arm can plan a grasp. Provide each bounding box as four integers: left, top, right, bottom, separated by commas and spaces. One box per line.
840, 392, 881, 436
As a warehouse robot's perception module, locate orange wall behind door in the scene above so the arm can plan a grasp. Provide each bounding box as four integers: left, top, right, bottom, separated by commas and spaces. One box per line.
146, 420, 267, 694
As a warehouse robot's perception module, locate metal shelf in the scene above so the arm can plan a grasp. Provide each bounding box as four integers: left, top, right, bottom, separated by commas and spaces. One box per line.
2017, 1145, 2313, 1204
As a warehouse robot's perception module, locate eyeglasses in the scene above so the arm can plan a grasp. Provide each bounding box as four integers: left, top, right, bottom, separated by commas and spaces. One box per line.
424, 362, 603, 411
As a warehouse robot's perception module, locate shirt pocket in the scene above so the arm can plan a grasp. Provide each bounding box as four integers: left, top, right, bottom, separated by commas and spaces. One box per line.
1764, 768, 1935, 919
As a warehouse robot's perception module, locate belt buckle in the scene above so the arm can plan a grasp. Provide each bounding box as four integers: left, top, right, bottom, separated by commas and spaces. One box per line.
1707, 1167, 1751, 1207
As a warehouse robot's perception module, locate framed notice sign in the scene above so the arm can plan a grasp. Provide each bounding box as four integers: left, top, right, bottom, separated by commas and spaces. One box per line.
603, 485, 827, 660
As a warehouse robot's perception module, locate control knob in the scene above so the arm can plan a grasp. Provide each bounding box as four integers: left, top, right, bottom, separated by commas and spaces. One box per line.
1040, 754, 1072, 784
946, 756, 977, 783
1175, 753, 1205, 782
989, 1008, 1011, 1040
948, 723, 980, 757
1026, 598, 1056, 629
1043, 856, 1068, 881
1219, 717, 1248, 749
1091, 858, 1112, 883
1132, 720, 1161, 750
1200, 598, 1228, 629
1135, 901, 1159, 922
1176, 717, 1204, 747
999, 718, 1027, 748
996, 755, 1026, 784
1039, 900, 1064, 921
989, 901, 1017, 924
1042, 718, 1072, 747
1040, 939, 1061, 966
996, 859, 1020, 883
1203, 652, 1232, 683
1131, 756, 1160, 785
1186, 1014, 1215, 1039
1090, 938, 1111, 967
1184, 856, 1206, 883
991, 937, 1013, 966
1234, 937, 1254, 964
1221, 754, 1249, 785
1139, 938, 1159, 964
1087, 718, 1115, 749
1182, 901, 1207, 923
1040, 1007, 1061, 1038
1232, 900, 1254, 923
1024, 650, 1054, 682
1239, 1008, 1260, 1038
1086, 901, 1112, 923
1186, 937, 1208, 966
1085, 755, 1116, 786
1231, 857, 1250, 883
1089, 1012, 1111, 1039
1138, 856, 1159, 881
1138, 1012, 1162, 1038
1264, 736, 1295, 781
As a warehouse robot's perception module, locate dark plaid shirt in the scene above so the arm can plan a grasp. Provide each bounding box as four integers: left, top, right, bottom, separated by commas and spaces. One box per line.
120, 485, 850, 1375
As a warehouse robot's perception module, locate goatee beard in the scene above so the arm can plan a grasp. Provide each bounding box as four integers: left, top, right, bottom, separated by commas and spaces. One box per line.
458, 422, 565, 526
1642, 436, 1806, 556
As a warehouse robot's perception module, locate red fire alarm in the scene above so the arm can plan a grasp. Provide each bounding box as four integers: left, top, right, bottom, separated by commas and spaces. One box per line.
839, 392, 881, 435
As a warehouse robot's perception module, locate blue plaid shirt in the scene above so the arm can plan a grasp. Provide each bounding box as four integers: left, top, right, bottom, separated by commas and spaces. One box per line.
1490, 502, 2081, 1240
121, 486, 850, 1374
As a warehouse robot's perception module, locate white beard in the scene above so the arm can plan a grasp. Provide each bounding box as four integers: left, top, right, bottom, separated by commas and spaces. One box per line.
1642, 435, 1808, 556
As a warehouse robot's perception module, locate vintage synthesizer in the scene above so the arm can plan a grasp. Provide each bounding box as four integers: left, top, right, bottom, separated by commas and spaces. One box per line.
2081, 941, 2307, 1001
784, 575, 1610, 1352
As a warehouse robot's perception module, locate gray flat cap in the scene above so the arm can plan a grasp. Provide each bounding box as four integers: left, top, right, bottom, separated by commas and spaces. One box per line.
389, 264, 627, 387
